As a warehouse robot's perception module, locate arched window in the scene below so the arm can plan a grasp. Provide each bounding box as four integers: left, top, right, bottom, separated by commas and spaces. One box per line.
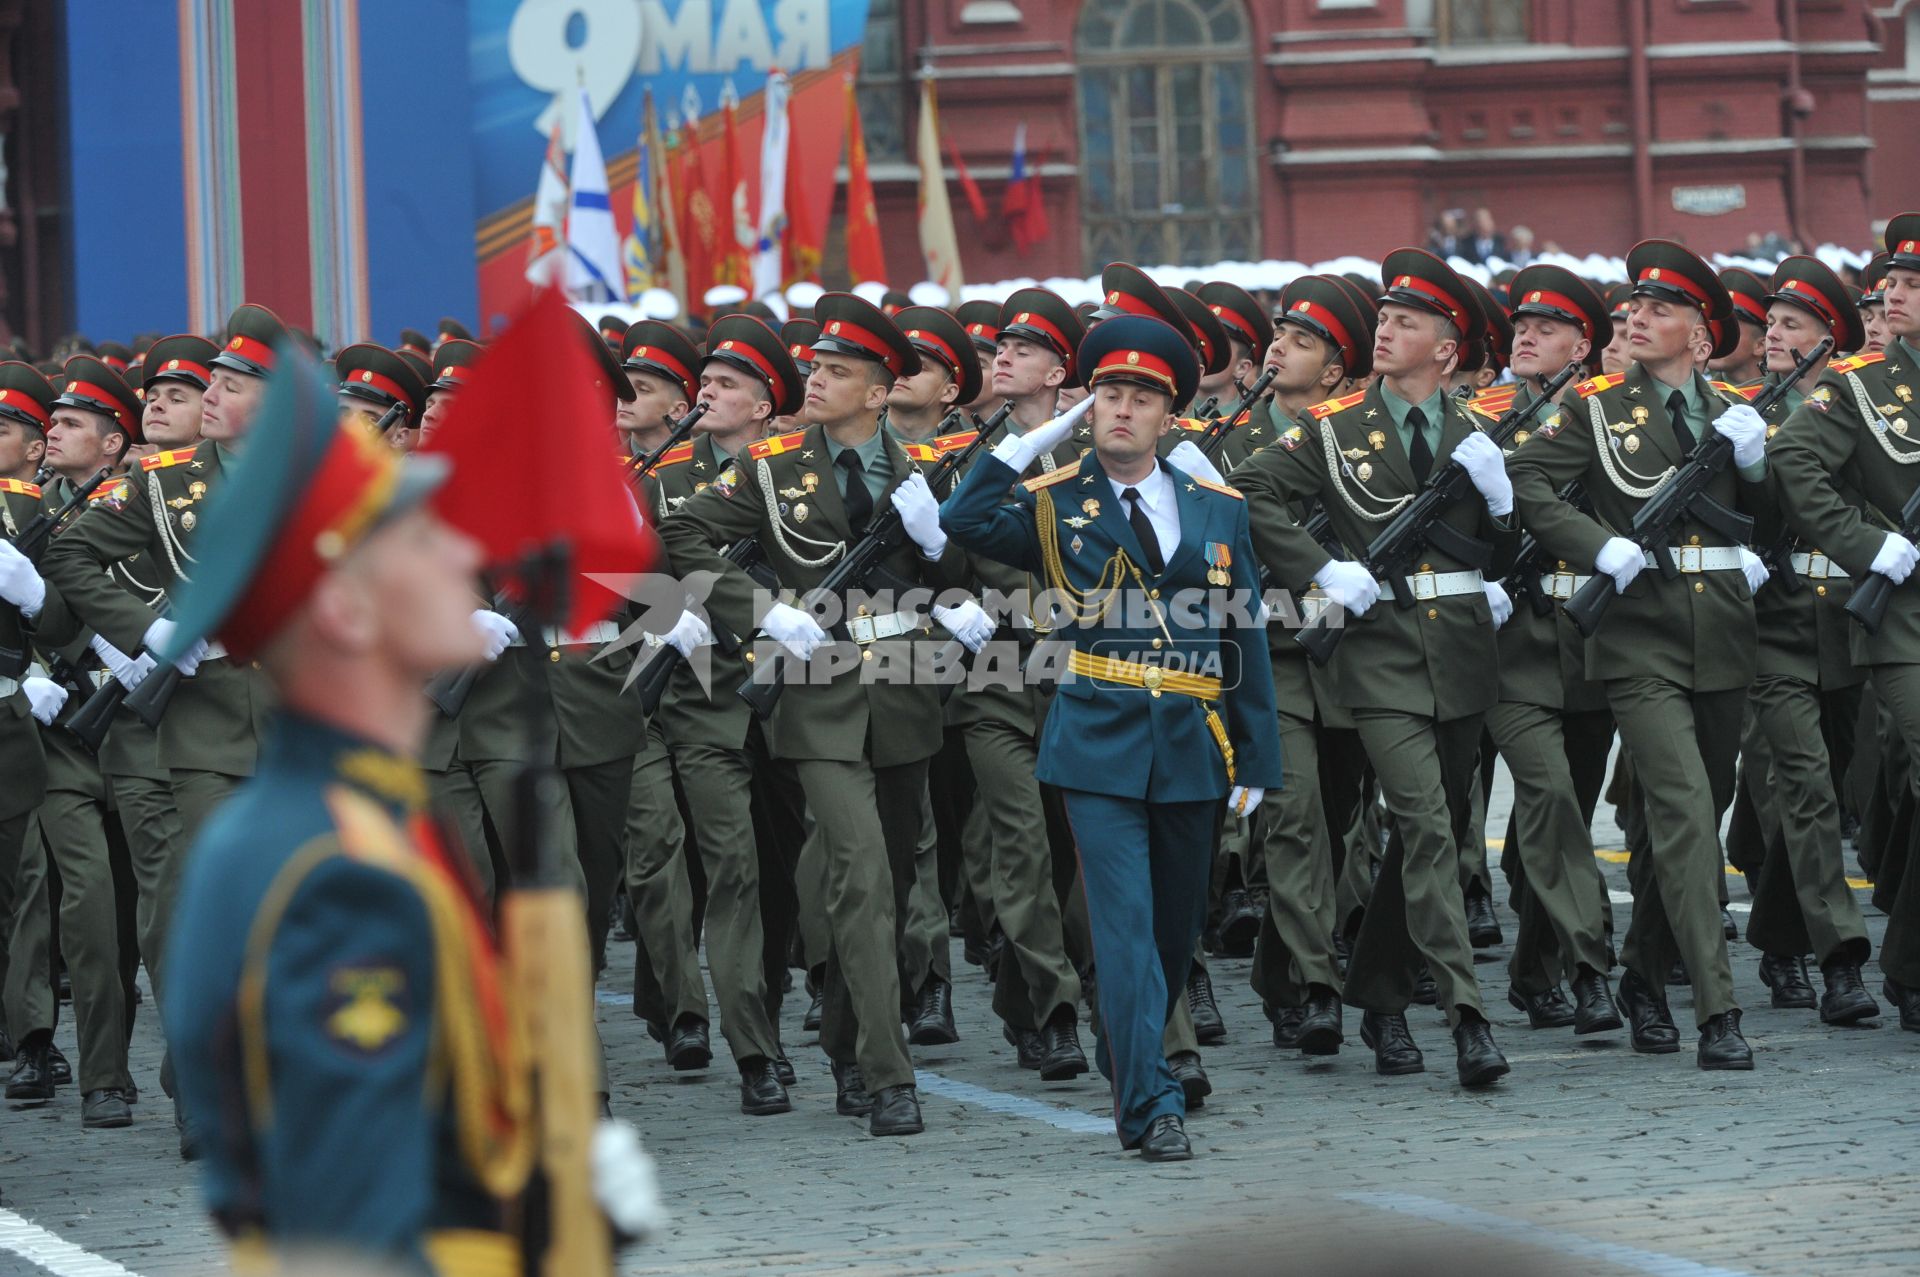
1076, 0, 1257, 270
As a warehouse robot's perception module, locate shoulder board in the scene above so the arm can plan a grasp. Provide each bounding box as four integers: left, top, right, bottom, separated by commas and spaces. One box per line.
653, 441, 695, 467
140, 445, 198, 471
1709, 380, 1749, 398
1022, 463, 1081, 492
1175, 417, 1210, 434
900, 441, 939, 464
746, 430, 807, 461
932, 430, 979, 455
1308, 390, 1368, 419
1470, 385, 1518, 407
0, 478, 39, 498
89, 480, 128, 503
1830, 351, 1886, 374
1466, 396, 1509, 421
1191, 476, 1242, 500
1574, 374, 1622, 399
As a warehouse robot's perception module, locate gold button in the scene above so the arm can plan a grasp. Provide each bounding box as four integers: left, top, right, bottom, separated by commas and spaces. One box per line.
1816, 585, 1828, 596
1151, 637, 1163, 649
861, 649, 873, 661
1556, 560, 1567, 571
1427, 608, 1439, 620
1689, 535, 1701, 546
1149, 588, 1161, 600
1420, 563, 1433, 573
1693, 581, 1705, 593
549, 649, 561, 662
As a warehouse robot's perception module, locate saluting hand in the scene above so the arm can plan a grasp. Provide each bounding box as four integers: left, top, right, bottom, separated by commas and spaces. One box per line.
1451, 431, 1513, 517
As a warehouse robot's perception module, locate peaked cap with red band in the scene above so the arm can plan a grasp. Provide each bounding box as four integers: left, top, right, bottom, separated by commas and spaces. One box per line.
1886, 212, 1920, 274
998, 287, 1085, 384
1718, 268, 1770, 328
704, 314, 805, 416
430, 339, 483, 394
1278, 273, 1376, 380
1625, 240, 1732, 321
1859, 253, 1891, 309
0, 361, 55, 434
335, 343, 428, 422
56, 355, 143, 442
1197, 280, 1274, 355
895, 305, 983, 406
211, 303, 290, 378
398, 328, 433, 358
1091, 262, 1198, 348
565, 308, 637, 405
1508, 264, 1612, 354
1768, 255, 1864, 355
955, 299, 1003, 355
1377, 248, 1485, 345
1170, 287, 1231, 378
620, 320, 700, 403
154, 345, 449, 664
1077, 314, 1200, 410
780, 317, 821, 374
810, 292, 922, 383
141, 334, 220, 394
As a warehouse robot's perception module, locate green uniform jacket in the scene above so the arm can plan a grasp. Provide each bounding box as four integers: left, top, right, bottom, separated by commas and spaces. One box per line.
38, 443, 271, 775
1769, 343, 1920, 669
1506, 363, 1766, 693
0, 482, 48, 818
660, 421, 966, 767
1231, 380, 1516, 722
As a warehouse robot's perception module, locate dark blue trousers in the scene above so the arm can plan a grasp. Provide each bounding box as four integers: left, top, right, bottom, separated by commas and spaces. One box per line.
1061, 788, 1216, 1147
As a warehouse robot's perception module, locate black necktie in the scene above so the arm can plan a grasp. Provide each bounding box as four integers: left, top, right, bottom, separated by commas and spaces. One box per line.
1667, 390, 1693, 457
1123, 486, 1164, 574
836, 451, 872, 534
1406, 407, 1433, 487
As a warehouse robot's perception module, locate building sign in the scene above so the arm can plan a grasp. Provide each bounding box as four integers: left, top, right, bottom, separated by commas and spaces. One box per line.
1671, 184, 1747, 217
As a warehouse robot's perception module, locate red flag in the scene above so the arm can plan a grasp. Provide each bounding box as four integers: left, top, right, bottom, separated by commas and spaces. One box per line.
948, 135, 987, 225
1003, 123, 1050, 255
783, 121, 822, 286
716, 97, 753, 290
425, 289, 659, 633
844, 77, 887, 286
678, 116, 720, 305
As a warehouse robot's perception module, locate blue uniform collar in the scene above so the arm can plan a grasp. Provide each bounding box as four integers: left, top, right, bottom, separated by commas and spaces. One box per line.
262, 710, 429, 818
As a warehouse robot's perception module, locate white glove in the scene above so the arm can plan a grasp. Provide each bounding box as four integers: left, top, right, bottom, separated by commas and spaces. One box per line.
89, 633, 155, 691
141, 616, 208, 676
1713, 403, 1768, 469
1872, 532, 1920, 584
1593, 537, 1646, 593
469, 608, 519, 662
933, 599, 996, 653
761, 600, 830, 661
1315, 559, 1381, 618
1167, 439, 1226, 486
890, 472, 948, 559
23, 676, 65, 725
590, 1120, 668, 1242
1227, 785, 1264, 819
988, 394, 1096, 472
1483, 580, 1513, 630
0, 541, 46, 617
659, 610, 712, 659
1451, 431, 1513, 517
1737, 547, 1770, 593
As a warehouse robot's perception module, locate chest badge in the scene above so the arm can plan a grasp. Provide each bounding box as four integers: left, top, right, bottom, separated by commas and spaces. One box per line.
793, 502, 810, 523
801, 471, 820, 494
1063, 515, 1092, 528
1070, 535, 1084, 555
1082, 498, 1101, 518
1367, 430, 1386, 451
1356, 461, 1374, 482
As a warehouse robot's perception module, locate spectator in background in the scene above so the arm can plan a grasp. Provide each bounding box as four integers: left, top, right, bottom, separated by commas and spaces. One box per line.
1506, 225, 1536, 268
1465, 207, 1507, 265
1428, 209, 1466, 260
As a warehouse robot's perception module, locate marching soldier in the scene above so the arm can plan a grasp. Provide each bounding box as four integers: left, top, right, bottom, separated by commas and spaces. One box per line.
1232, 249, 1517, 1087
334, 342, 426, 442
1769, 213, 1920, 1033
1713, 268, 1771, 390
1858, 254, 1890, 352
660, 293, 962, 1135
957, 299, 1005, 421
617, 319, 698, 458
940, 313, 1282, 1161
1506, 240, 1771, 1068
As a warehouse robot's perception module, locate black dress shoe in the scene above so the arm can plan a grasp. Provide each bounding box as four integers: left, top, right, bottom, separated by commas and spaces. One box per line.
1667, 958, 1688, 987
611, 893, 635, 943
868, 1084, 923, 1136
1359, 1011, 1425, 1076
5, 1035, 54, 1102
908, 977, 959, 1045
832, 1059, 873, 1116
1037, 1009, 1089, 1081
1818, 959, 1879, 1025
963, 934, 990, 968
803, 968, 824, 1032
985, 929, 1007, 982
82, 1088, 133, 1129
1697, 1009, 1753, 1070
1333, 931, 1352, 976
1506, 984, 1577, 1029
773, 1053, 797, 1087
1758, 954, 1816, 1010
1186, 965, 1225, 1045
738, 1059, 792, 1116
0, 1028, 11, 1061
1138, 1113, 1192, 1162
1453, 1018, 1510, 1087
1270, 1006, 1305, 1050
1003, 1022, 1045, 1069
1217, 888, 1260, 958
665, 1016, 712, 1071
1296, 987, 1343, 1056
1167, 1051, 1211, 1107
125, 1078, 138, 1104
175, 1102, 201, 1161
1411, 965, 1438, 1006
1722, 906, 1739, 940
1619, 970, 1680, 1054
1571, 969, 1623, 1035
48, 1045, 71, 1086
1882, 978, 1920, 1031
1465, 886, 1503, 949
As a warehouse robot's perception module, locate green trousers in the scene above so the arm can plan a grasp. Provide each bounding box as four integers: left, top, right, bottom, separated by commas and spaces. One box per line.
432, 756, 580, 903
1610, 679, 1740, 1025
1248, 653, 1343, 1010
0, 810, 28, 1040
900, 780, 950, 997
1860, 666, 1920, 987
563, 752, 638, 973
622, 725, 706, 1031
1504, 708, 1614, 992
170, 768, 240, 849
110, 773, 185, 1000
1344, 709, 1486, 1028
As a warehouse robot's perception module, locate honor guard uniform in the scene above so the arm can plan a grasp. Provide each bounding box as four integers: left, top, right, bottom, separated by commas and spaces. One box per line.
598, 314, 630, 348
1233, 249, 1518, 1087
1472, 265, 1621, 1035
940, 314, 1283, 1160
1170, 287, 1233, 409
1715, 268, 1772, 390
397, 328, 433, 364
660, 293, 965, 1136
1728, 255, 1879, 1023
1507, 240, 1769, 1068
39, 305, 283, 848
645, 313, 810, 1113
436, 316, 473, 349
334, 342, 426, 445
1196, 280, 1274, 472
1857, 253, 1891, 351
1769, 213, 1920, 1032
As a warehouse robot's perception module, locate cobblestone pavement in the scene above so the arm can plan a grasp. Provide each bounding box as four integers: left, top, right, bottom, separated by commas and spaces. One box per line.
3, 755, 1918, 1277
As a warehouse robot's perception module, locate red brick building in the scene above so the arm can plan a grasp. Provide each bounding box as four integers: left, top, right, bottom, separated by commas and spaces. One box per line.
852, 0, 1920, 286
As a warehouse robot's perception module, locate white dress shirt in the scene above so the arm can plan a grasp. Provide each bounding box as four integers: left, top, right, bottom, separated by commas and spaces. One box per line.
1109, 463, 1181, 568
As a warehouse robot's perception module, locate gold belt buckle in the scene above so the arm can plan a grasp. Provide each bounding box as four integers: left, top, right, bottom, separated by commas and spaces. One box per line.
1677, 546, 1703, 573
1412, 572, 1438, 601
849, 611, 877, 645
1142, 665, 1165, 697
1550, 572, 1576, 600
1807, 552, 1830, 579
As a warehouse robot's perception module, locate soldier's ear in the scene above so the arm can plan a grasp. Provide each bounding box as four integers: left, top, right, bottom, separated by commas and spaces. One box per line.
939, 376, 960, 407
1043, 360, 1067, 390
